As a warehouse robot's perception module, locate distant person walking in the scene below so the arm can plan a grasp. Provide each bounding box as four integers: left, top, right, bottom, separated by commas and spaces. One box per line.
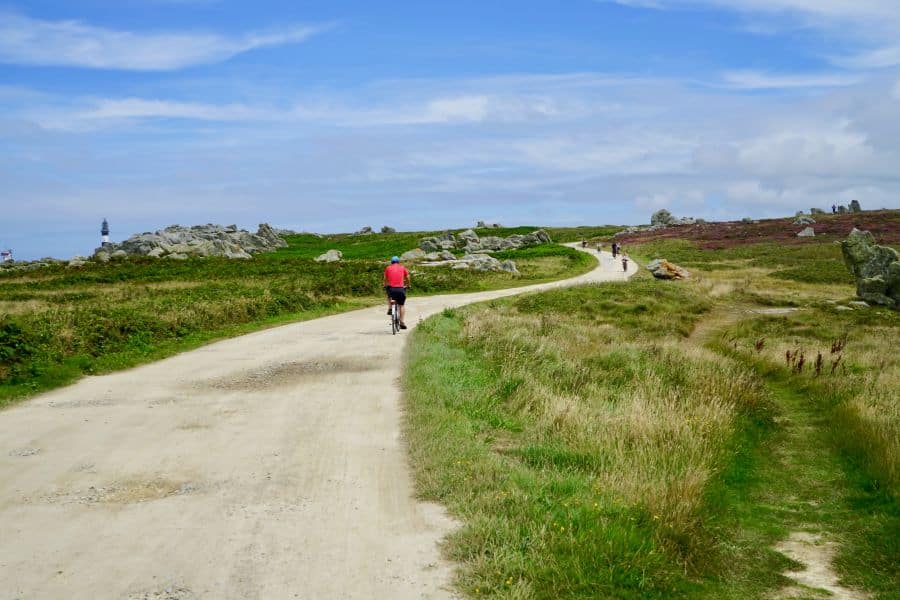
581, 239, 588, 249
622, 254, 629, 273
596, 242, 602, 254
611, 242, 618, 258
832, 204, 837, 214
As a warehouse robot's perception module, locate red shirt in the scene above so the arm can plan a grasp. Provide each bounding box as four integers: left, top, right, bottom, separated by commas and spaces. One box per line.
384, 264, 408, 288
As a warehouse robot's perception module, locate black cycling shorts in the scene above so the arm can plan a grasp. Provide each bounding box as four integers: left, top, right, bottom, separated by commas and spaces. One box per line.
386, 286, 406, 305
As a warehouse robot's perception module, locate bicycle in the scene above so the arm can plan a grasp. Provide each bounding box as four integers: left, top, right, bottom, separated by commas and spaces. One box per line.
389, 299, 401, 335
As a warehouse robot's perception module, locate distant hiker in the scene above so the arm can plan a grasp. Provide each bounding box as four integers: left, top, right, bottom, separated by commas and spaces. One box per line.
611, 242, 618, 258
832, 204, 837, 214
622, 254, 629, 272
596, 242, 602, 254
581, 239, 587, 248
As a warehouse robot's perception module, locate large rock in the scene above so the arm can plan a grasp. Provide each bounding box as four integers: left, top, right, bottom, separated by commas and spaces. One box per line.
97, 223, 285, 260
499, 260, 519, 274
400, 248, 426, 262
423, 250, 455, 261
463, 253, 502, 271
380, 226, 396, 234
797, 227, 816, 238
849, 199, 862, 213
355, 226, 373, 235
841, 228, 900, 307
315, 249, 343, 263
646, 259, 690, 280
794, 216, 816, 225
650, 209, 675, 226
458, 229, 479, 244
419, 237, 442, 253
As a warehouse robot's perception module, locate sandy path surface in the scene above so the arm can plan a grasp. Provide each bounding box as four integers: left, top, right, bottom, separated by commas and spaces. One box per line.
0, 246, 635, 600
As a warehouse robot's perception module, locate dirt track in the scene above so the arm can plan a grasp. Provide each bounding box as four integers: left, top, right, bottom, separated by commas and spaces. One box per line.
0, 247, 635, 599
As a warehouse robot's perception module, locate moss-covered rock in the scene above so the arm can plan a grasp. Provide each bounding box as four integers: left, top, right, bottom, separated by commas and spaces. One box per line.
841, 228, 899, 307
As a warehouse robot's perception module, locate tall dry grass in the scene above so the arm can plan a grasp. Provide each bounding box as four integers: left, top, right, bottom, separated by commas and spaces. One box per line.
461, 306, 768, 551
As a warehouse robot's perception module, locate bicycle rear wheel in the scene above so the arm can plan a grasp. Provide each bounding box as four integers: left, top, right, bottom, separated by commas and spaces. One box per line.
391, 305, 398, 335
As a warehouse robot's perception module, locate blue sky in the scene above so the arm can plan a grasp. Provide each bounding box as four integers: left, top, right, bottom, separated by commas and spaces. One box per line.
2, 0, 899, 259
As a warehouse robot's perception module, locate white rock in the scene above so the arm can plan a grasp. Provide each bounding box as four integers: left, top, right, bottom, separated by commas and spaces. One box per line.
315, 249, 343, 263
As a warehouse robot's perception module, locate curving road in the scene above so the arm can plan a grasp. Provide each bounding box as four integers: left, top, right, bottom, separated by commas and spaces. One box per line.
0, 246, 636, 599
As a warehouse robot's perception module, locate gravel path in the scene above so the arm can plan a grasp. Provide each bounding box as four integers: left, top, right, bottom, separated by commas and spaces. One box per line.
0, 246, 635, 599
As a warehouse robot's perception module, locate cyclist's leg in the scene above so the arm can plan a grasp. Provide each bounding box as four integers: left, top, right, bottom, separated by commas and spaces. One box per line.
396, 289, 407, 326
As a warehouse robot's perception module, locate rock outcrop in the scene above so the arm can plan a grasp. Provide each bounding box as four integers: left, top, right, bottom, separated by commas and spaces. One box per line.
646, 259, 690, 280
315, 249, 343, 263
850, 200, 862, 213
414, 228, 550, 255
794, 216, 816, 225
94, 223, 287, 260
355, 226, 373, 235
797, 227, 816, 238
650, 210, 698, 227
650, 209, 675, 226
418, 252, 519, 273
380, 226, 397, 234
400, 248, 426, 262
841, 228, 899, 308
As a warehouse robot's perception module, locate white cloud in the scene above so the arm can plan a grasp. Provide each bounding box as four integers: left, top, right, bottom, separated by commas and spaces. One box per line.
423, 96, 490, 122
4, 70, 900, 260
603, 0, 900, 69
721, 70, 860, 89
735, 124, 874, 177
834, 46, 900, 70
0, 12, 323, 70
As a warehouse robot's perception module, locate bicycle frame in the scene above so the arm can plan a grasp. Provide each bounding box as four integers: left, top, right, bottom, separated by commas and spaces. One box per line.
390, 299, 400, 335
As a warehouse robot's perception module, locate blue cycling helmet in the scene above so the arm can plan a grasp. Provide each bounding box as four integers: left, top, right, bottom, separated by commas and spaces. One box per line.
391, 256, 400, 263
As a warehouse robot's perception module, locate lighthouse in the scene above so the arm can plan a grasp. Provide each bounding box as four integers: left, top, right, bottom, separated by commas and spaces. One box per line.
101, 218, 110, 247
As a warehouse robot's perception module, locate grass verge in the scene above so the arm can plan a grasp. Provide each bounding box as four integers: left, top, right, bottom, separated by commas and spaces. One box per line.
404, 282, 787, 598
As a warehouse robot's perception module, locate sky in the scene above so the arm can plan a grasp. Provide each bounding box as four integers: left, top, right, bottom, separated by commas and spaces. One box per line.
1, 0, 899, 260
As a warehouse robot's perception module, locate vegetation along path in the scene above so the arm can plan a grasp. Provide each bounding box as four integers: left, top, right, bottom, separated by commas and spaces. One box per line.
0, 245, 635, 599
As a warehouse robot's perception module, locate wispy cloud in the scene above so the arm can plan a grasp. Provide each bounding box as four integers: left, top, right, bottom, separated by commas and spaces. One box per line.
25, 90, 583, 130
0, 12, 325, 71
833, 46, 900, 70
602, 0, 900, 69
721, 70, 861, 89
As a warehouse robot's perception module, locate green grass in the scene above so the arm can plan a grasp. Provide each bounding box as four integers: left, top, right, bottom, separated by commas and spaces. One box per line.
404, 285, 787, 598
0, 230, 595, 406
629, 239, 856, 284
405, 231, 898, 598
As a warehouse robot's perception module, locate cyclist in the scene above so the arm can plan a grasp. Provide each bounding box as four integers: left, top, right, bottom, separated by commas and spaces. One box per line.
383, 256, 411, 329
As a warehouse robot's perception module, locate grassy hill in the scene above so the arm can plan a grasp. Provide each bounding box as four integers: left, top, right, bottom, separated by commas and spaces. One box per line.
0, 227, 596, 406
404, 211, 898, 598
